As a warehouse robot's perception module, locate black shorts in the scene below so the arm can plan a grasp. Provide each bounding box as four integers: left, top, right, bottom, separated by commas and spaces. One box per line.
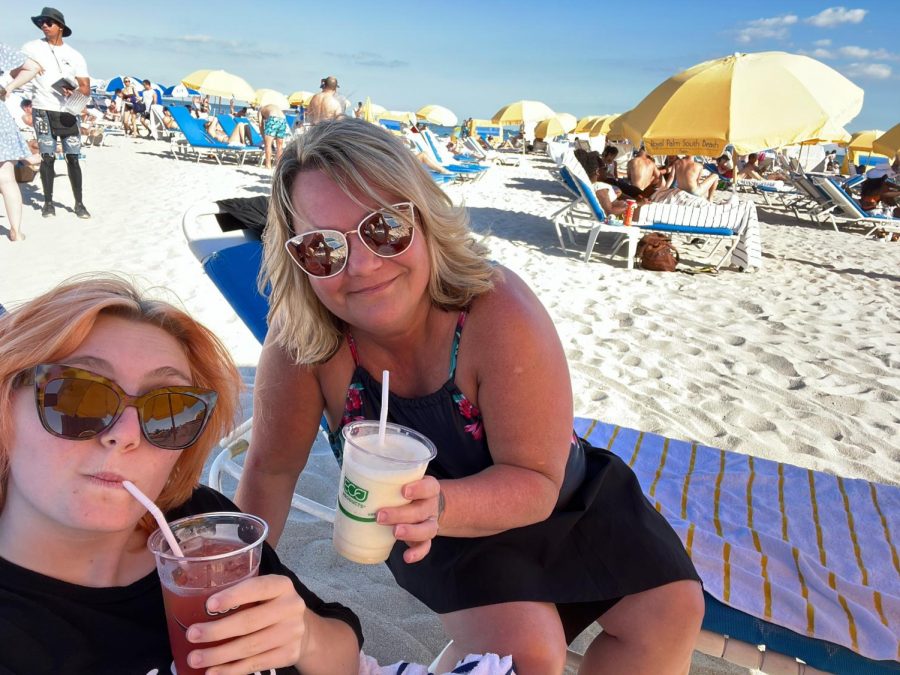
557, 598, 621, 644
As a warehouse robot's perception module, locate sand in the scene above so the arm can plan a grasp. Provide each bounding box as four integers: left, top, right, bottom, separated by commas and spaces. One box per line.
2, 135, 896, 674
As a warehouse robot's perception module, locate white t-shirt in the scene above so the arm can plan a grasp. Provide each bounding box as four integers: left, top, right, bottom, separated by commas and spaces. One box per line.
140, 88, 157, 109
21, 38, 89, 112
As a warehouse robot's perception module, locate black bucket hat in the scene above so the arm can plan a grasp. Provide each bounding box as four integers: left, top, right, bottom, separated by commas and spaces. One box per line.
31, 7, 72, 37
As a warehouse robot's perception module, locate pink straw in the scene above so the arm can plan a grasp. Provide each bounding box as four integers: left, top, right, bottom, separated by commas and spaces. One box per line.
122, 480, 184, 556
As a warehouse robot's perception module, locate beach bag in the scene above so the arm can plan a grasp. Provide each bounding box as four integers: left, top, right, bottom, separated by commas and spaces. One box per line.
14, 162, 37, 184
637, 233, 679, 272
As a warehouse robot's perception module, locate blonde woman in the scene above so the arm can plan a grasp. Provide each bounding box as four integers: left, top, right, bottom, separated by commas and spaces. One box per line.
0, 276, 361, 674
237, 117, 704, 675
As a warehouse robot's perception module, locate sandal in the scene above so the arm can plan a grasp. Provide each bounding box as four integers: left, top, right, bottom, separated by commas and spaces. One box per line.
680, 265, 719, 276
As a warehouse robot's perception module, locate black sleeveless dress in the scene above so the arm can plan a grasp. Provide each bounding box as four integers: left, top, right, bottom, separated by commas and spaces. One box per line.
328, 311, 699, 643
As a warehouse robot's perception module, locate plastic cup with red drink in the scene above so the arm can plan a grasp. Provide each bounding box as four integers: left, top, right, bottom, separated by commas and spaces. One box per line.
147, 512, 268, 675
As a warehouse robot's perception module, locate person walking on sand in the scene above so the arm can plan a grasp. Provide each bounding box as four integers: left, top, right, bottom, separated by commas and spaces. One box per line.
0, 45, 43, 241
305, 75, 343, 125
22, 6, 91, 219
258, 103, 286, 169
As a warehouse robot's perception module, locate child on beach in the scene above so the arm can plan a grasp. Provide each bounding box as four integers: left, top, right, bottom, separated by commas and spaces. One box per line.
0, 276, 362, 675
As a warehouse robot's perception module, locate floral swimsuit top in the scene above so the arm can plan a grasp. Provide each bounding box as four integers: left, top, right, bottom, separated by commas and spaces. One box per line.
327, 311, 586, 505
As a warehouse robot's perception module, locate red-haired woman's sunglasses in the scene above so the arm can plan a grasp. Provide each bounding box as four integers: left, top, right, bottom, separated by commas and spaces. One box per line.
16, 364, 217, 450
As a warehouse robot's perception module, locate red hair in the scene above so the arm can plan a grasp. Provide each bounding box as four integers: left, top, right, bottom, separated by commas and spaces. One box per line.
0, 275, 241, 530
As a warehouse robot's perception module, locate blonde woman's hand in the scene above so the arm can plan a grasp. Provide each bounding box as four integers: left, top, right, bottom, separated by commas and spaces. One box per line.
377, 475, 442, 563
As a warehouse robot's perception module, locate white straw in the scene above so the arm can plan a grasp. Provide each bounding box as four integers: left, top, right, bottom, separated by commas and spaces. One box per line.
122, 480, 184, 557
379, 370, 390, 446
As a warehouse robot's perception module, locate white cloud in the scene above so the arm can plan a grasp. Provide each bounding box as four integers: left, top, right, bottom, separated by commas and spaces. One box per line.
806, 7, 867, 28
801, 48, 835, 59
838, 45, 898, 60
814, 39, 832, 47
844, 63, 892, 79
736, 14, 798, 43
178, 34, 213, 43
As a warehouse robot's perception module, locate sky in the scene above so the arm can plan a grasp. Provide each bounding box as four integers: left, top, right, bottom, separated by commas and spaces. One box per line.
6, 1, 898, 131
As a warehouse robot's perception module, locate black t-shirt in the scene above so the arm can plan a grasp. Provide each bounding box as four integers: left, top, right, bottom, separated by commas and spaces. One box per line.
0, 486, 362, 675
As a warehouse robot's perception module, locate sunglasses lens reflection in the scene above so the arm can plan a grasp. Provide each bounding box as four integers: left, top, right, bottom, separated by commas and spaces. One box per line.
360, 207, 414, 256
141, 392, 209, 449
42, 377, 118, 439
288, 231, 349, 277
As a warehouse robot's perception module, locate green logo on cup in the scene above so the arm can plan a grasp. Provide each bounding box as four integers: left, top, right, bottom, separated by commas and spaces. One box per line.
343, 478, 368, 504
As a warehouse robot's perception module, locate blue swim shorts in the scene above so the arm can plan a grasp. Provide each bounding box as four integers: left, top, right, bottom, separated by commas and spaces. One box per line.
264, 116, 287, 139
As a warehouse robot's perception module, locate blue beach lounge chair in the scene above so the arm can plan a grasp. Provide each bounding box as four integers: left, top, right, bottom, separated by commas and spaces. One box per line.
216, 114, 264, 147
167, 107, 260, 165
182, 200, 900, 675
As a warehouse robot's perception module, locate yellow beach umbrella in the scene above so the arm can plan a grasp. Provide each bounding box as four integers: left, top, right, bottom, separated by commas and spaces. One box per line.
609, 51, 864, 155
360, 97, 384, 124
416, 104, 458, 127
287, 90, 315, 106
587, 114, 621, 137
556, 112, 577, 132
799, 118, 851, 145
848, 129, 886, 153
377, 110, 417, 125
574, 115, 604, 133
491, 100, 555, 125
534, 114, 576, 139
181, 69, 255, 101
252, 88, 290, 109
873, 124, 900, 158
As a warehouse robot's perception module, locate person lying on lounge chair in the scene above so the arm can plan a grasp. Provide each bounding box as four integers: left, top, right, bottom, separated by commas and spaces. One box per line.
399, 122, 452, 174
577, 149, 630, 216
859, 172, 900, 217
0, 276, 363, 675
204, 116, 252, 146
714, 154, 734, 180
160, 106, 178, 130
737, 153, 789, 181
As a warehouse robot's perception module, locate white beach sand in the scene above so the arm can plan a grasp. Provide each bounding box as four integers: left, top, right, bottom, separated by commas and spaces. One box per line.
1, 136, 896, 674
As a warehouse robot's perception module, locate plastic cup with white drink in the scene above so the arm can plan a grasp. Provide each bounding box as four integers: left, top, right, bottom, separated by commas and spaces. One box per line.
332, 371, 438, 564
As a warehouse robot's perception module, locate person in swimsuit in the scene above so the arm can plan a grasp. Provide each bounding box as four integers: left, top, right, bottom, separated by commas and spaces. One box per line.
236, 117, 703, 675
260, 103, 287, 169
0, 276, 362, 675
203, 116, 252, 146
673, 156, 718, 201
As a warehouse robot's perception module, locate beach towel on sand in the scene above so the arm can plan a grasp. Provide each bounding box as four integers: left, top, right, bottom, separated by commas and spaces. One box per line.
575, 418, 900, 664
358, 652, 515, 675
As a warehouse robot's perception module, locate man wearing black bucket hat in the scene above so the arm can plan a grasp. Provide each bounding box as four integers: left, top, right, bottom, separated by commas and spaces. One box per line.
22, 7, 92, 219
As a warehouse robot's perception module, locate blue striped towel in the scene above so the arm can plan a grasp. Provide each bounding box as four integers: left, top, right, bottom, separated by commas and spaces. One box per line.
575, 418, 900, 663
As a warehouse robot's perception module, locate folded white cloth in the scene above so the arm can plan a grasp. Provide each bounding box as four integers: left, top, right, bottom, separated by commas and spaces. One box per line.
358, 651, 515, 675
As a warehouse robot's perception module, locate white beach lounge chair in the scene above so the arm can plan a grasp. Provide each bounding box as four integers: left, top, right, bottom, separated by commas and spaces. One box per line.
811, 175, 900, 237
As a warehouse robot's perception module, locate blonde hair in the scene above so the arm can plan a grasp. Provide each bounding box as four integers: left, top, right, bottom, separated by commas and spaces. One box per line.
0, 275, 241, 531
263, 117, 496, 364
